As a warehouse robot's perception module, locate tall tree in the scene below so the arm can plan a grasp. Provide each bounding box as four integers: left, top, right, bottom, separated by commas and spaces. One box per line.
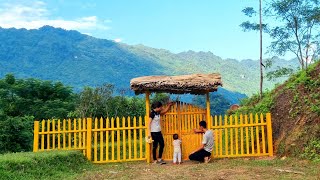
240, 1, 265, 98
267, 0, 320, 69
241, 0, 320, 71
0, 74, 76, 153
259, 0, 263, 98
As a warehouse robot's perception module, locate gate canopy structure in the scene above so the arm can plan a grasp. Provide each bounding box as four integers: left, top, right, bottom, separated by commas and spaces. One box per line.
130, 73, 222, 162
32, 73, 273, 163
130, 73, 222, 95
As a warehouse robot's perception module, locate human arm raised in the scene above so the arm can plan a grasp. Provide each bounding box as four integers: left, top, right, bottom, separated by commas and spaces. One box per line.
193, 128, 205, 133
160, 102, 174, 115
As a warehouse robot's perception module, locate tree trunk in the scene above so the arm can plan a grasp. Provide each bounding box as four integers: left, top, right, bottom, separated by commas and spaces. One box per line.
294, 17, 305, 69
259, 0, 263, 99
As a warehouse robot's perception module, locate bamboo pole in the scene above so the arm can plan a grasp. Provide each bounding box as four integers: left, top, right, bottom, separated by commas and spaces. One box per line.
145, 91, 151, 163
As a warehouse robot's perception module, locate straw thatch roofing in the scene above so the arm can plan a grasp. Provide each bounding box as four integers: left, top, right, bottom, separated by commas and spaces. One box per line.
130, 73, 222, 95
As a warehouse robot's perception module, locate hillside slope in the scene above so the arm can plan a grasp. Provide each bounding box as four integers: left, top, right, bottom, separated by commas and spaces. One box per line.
271, 62, 320, 157
234, 61, 320, 159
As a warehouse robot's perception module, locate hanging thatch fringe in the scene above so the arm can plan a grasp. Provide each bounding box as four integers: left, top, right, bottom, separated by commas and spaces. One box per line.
130, 73, 222, 95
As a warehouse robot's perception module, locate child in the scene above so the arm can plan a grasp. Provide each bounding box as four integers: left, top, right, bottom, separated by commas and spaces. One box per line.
172, 133, 182, 164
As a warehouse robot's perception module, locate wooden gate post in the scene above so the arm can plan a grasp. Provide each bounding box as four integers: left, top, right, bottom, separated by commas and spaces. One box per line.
33, 121, 39, 152
266, 113, 273, 156
145, 91, 151, 163
86, 118, 92, 160
206, 92, 211, 128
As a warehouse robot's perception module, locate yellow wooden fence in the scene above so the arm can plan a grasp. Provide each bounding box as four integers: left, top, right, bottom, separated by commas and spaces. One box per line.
33, 116, 147, 163
33, 113, 273, 163
210, 113, 273, 158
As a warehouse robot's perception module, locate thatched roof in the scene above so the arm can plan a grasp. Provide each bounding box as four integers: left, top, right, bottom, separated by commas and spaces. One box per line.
130, 73, 222, 95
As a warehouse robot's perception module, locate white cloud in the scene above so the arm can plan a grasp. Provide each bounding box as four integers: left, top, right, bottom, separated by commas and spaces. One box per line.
114, 38, 122, 43
0, 1, 110, 31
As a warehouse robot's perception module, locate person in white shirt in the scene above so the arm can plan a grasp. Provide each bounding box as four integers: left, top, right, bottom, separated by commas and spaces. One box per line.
189, 120, 214, 163
172, 133, 182, 164
149, 101, 174, 165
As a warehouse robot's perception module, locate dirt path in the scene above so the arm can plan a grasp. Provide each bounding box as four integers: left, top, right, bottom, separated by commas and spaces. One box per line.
77, 158, 319, 180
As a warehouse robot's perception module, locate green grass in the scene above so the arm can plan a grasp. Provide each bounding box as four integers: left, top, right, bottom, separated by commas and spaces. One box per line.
0, 150, 93, 180
1, 151, 319, 180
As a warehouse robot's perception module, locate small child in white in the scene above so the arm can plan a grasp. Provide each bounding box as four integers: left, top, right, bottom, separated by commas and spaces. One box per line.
172, 133, 182, 164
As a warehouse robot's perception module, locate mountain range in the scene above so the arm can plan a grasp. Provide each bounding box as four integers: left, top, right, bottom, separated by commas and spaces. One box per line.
0, 26, 298, 101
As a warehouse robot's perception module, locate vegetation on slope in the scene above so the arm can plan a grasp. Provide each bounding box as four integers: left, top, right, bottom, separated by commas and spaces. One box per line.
233, 61, 320, 161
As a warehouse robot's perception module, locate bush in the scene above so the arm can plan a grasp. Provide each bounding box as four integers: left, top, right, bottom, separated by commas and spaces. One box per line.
232, 90, 274, 116
0, 116, 34, 153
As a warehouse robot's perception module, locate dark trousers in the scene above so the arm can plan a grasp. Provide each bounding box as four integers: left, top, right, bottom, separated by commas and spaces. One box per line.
189, 149, 211, 162
151, 132, 164, 160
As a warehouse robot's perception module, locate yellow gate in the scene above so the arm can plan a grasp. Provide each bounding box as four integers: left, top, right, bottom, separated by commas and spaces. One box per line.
161, 102, 206, 160
160, 103, 273, 160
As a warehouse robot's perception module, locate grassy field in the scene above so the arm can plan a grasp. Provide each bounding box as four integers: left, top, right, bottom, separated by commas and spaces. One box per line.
0, 151, 92, 180
78, 157, 320, 180
1, 151, 319, 180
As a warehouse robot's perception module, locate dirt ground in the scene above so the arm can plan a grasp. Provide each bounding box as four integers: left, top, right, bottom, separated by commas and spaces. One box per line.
77, 158, 320, 180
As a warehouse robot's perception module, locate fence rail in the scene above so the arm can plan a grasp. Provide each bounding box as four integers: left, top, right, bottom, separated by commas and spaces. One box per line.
33, 113, 273, 163
210, 113, 273, 158
33, 117, 147, 163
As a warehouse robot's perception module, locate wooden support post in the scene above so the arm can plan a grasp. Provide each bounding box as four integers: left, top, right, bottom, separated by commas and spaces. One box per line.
266, 113, 274, 156
206, 92, 211, 128
145, 91, 151, 163
86, 118, 92, 160
33, 121, 39, 152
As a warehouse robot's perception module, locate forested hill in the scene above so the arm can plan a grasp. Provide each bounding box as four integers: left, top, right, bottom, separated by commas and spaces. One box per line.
0, 26, 297, 95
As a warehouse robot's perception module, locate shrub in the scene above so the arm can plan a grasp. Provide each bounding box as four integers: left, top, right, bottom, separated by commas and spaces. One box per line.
0, 116, 34, 153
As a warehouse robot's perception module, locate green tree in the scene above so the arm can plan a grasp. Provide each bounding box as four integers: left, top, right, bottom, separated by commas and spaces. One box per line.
0, 75, 75, 120
268, 0, 320, 69
192, 94, 231, 115
240, 1, 265, 98
259, 0, 263, 99
74, 84, 146, 118
241, 0, 320, 70
0, 74, 76, 153
151, 93, 170, 104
